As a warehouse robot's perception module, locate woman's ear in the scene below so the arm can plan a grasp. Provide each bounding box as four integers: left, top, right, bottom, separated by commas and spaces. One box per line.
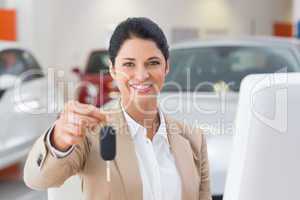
165, 59, 170, 75
109, 59, 116, 79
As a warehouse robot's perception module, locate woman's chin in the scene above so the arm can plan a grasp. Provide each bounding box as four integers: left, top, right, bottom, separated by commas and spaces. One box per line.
132, 92, 157, 103
121, 88, 158, 105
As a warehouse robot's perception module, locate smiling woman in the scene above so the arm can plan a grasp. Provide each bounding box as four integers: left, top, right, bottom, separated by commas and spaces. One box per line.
23, 17, 212, 200
110, 38, 170, 130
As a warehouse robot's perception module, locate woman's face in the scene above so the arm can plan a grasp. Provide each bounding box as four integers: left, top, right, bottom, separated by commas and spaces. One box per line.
110, 37, 169, 107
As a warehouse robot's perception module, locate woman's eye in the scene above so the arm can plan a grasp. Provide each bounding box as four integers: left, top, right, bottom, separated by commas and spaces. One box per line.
149, 61, 160, 65
123, 62, 134, 67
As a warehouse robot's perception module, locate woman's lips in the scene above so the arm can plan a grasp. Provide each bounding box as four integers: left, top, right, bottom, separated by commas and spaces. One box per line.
130, 84, 153, 94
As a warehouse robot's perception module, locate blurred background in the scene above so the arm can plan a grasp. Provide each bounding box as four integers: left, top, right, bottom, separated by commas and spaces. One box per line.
0, 0, 299, 199
0, 0, 299, 70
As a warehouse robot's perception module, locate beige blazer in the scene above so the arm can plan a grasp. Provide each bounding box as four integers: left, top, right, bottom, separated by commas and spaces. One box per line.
24, 101, 212, 200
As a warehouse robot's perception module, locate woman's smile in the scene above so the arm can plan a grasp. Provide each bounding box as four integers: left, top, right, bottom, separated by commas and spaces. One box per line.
130, 83, 153, 94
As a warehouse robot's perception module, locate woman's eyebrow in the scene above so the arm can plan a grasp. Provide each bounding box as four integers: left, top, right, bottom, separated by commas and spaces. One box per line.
122, 58, 135, 61
147, 56, 161, 60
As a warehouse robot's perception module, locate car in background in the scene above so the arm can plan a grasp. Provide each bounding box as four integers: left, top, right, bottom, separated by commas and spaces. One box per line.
0, 41, 58, 173
158, 37, 300, 200
72, 49, 117, 107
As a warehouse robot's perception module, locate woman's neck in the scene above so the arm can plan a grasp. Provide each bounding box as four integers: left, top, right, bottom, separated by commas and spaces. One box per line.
121, 98, 160, 140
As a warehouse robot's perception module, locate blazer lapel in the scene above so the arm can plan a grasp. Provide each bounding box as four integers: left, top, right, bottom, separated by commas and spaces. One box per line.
104, 101, 198, 200
106, 102, 143, 200
165, 116, 199, 200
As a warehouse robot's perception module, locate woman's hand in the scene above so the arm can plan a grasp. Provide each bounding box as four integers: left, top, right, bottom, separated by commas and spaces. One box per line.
51, 101, 107, 151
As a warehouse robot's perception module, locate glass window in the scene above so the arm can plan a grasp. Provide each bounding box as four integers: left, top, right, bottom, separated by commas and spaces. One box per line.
85, 50, 110, 74
0, 49, 42, 98
0, 49, 42, 77
165, 46, 300, 92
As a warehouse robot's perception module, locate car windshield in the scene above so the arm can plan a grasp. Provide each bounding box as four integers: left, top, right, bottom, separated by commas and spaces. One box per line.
85, 50, 110, 74
0, 49, 42, 76
164, 46, 300, 92
0, 49, 42, 98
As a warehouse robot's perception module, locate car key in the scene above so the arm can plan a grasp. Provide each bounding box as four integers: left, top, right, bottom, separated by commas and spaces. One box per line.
99, 126, 116, 182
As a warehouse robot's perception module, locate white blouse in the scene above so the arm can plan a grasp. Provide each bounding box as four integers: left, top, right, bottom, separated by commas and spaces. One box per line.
122, 108, 182, 200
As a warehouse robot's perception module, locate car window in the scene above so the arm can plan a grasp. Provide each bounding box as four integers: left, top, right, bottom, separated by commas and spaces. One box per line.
229, 50, 268, 71
0, 49, 42, 77
85, 51, 110, 74
0, 49, 42, 98
165, 46, 300, 92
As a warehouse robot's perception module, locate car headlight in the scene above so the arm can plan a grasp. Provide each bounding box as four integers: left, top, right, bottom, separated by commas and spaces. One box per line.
14, 99, 42, 113
107, 80, 117, 90
86, 84, 98, 97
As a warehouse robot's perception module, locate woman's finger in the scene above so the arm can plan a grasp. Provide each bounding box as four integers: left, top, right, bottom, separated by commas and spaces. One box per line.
63, 123, 86, 137
64, 101, 107, 122
61, 131, 84, 146
63, 112, 99, 126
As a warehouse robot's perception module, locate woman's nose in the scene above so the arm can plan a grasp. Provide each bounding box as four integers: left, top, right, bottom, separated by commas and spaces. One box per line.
135, 66, 150, 81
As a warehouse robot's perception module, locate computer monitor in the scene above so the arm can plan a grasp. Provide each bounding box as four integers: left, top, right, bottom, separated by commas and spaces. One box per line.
48, 176, 82, 200
223, 73, 300, 200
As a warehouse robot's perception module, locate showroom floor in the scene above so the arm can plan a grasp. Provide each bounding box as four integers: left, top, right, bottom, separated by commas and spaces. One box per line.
0, 180, 46, 200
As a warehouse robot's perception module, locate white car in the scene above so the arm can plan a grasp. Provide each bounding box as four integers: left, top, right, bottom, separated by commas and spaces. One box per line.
0, 41, 59, 170
158, 36, 300, 199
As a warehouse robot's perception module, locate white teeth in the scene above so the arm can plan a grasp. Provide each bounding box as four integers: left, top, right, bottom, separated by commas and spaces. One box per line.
131, 84, 152, 90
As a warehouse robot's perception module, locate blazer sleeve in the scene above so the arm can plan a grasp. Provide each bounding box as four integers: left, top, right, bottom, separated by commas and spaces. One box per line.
23, 125, 90, 190
198, 134, 212, 200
